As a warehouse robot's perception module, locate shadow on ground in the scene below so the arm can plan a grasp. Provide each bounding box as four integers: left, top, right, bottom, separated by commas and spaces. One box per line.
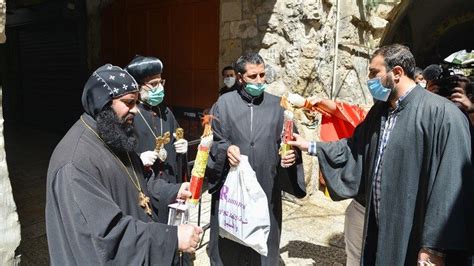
280, 237, 346, 265
5, 125, 62, 265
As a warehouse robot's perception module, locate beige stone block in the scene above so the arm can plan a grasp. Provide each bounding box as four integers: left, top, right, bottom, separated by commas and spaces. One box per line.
302, 43, 318, 58
261, 32, 279, 48
229, 19, 258, 39
374, 3, 397, 19
257, 13, 271, 32
221, 1, 242, 22
282, 18, 304, 42
0, 1, 5, 43
243, 0, 274, 16
220, 39, 242, 65
341, 0, 359, 19
266, 79, 286, 96
267, 13, 280, 31
260, 44, 283, 63
221, 22, 231, 40
299, 58, 316, 78
369, 15, 388, 30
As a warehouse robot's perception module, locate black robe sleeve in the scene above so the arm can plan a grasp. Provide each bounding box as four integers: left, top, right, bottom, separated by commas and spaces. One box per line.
51, 163, 178, 265
168, 108, 190, 183
206, 103, 231, 194
146, 173, 181, 223
316, 126, 366, 201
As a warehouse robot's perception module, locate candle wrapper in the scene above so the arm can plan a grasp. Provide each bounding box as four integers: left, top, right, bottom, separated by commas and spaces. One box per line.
279, 110, 294, 156
188, 117, 214, 206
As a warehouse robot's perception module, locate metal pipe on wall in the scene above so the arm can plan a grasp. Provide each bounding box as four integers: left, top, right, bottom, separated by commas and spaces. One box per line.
331, 0, 341, 99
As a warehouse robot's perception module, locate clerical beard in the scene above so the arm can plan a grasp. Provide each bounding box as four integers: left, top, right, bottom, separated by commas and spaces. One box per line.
96, 106, 138, 153
139, 88, 150, 102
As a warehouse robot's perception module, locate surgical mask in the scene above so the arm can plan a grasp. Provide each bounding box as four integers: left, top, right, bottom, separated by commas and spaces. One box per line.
244, 83, 266, 97
367, 76, 392, 102
223, 77, 236, 88
418, 81, 426, 88
144, 84, 165, 106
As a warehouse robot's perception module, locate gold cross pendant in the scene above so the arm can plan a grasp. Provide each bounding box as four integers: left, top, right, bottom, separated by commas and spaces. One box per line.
138, 191, 153, 217
175, 128, 184, 140
155, 131, 171, 151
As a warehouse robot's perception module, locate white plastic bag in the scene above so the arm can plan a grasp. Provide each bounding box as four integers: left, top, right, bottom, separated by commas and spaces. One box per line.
218, 155, 270, 256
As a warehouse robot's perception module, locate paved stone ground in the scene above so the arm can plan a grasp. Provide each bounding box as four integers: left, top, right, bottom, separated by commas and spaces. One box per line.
5, 126, 349, 265
191, 192, 348, 266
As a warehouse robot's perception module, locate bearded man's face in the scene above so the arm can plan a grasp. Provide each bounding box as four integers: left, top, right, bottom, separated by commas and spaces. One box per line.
96, 105, 137, 153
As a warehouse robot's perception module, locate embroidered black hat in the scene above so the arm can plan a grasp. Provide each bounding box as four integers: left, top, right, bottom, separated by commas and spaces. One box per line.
82, 64, 139, 118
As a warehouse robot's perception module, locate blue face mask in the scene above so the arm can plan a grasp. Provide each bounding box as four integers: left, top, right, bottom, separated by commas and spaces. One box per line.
367, 77, 392, 102
244, 83, 266, 97
145, 84, 165, 106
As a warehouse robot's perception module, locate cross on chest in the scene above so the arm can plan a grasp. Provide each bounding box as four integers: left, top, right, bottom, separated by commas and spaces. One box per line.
138, 191, 152, 216
155, 131, 171, 151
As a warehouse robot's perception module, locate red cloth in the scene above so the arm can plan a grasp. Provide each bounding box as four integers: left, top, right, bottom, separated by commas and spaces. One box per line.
319, 102, 367, 141
316, 101, 368, 196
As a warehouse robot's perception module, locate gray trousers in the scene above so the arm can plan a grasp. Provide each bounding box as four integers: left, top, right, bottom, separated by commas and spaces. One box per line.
344, 200, 365, 266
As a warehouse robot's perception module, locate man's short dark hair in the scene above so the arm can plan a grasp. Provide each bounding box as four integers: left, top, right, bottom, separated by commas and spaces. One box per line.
371, 44, 416, 80
414, 67, 423, 77
235, 52, 265, 74
221, 65, 235, 76
422, 64, 443, 82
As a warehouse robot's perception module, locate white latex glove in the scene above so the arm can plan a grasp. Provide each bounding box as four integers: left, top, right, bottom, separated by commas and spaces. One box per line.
140, 150, 159, 166
287, 92, 306, 107
174, 138, 188, 154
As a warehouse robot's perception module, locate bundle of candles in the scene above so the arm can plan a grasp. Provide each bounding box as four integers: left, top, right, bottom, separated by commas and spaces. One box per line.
279, 110, 294, 157
188, 115, 214, 205
279, 96, 296, 157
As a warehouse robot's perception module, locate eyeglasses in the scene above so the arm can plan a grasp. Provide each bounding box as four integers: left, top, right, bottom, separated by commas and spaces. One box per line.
145, 79, 166, 89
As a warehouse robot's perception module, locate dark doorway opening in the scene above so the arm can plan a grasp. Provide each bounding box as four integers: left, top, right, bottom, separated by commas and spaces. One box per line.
0, 0, 88, 264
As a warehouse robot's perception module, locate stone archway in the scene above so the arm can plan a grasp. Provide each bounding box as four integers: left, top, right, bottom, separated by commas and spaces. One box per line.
380, 0, 474, 67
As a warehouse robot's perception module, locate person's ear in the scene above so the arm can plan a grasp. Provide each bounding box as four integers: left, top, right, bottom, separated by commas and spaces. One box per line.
237, 73, 245, 84
392, 66, 404, 81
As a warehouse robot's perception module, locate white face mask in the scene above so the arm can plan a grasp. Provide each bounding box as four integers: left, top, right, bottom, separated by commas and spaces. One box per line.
418, 81, 426, 88
223, 77, 236, 88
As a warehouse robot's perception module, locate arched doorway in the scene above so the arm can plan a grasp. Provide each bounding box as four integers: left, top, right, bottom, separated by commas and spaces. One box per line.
380, 0, 474, 67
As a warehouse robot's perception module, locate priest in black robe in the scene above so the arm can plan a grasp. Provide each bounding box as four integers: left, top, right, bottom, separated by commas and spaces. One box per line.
206, 52, 307, 265
289, 44, 474, 265
125, 56, 189, 224
45, 64, 202, 265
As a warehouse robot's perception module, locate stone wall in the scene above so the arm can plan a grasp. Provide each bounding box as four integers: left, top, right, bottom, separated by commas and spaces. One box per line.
0, 1, 22, 264
219, 0, 402, 195
0, 0, 4, 43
